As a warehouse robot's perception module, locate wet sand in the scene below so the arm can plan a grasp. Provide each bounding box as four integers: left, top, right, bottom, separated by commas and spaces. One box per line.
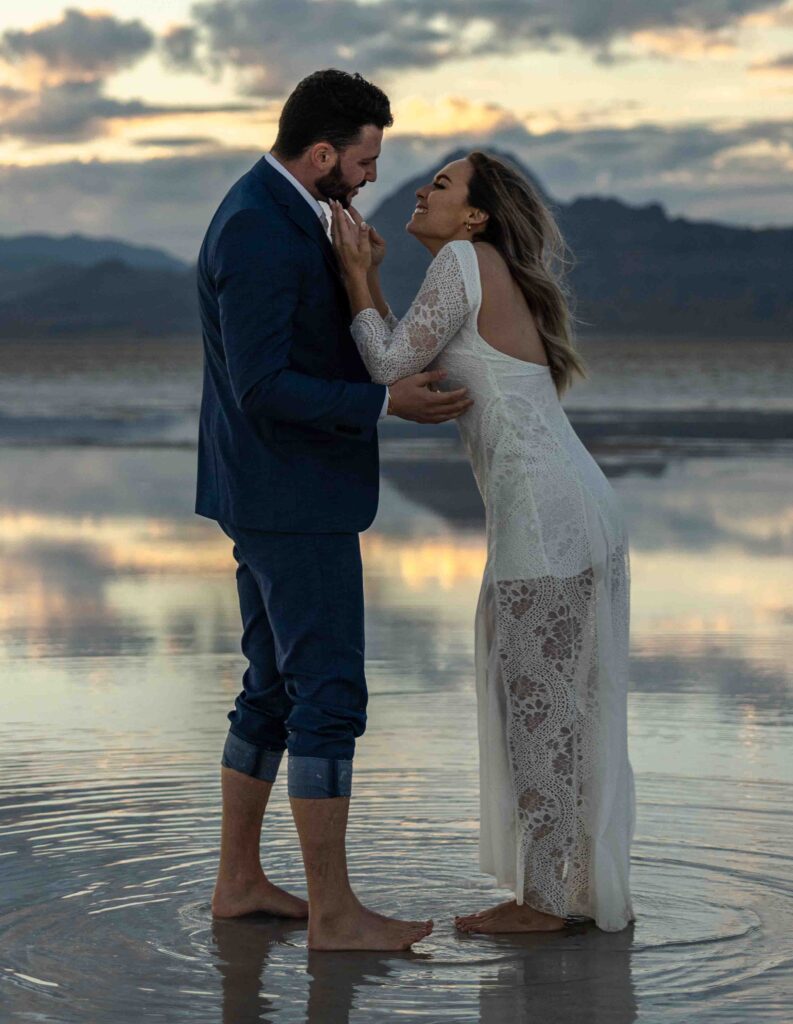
0, 443, 792, 1022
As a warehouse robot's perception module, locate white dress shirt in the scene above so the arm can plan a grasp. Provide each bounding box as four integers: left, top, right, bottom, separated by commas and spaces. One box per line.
263, 152, 389, 420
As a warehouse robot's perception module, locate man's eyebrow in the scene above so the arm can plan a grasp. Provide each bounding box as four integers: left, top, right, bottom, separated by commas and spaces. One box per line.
434, 173, 452, 183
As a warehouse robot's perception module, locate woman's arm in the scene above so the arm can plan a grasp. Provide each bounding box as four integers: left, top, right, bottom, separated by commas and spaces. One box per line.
329, 203, 474, 423
330, 201, 474, 385
350, 243, 473, 385
366, 266, 397, 325
345, 216, 395, 325
363, 217, 393, 322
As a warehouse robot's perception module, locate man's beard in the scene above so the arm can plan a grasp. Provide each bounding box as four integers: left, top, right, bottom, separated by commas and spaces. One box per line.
315, 161, 363, 209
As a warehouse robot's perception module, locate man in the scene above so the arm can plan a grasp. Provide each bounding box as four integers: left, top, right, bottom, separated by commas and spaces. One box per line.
195, 69, 472, 951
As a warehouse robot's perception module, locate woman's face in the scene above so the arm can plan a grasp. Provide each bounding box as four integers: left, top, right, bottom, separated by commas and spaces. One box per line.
407, 158, 483, 246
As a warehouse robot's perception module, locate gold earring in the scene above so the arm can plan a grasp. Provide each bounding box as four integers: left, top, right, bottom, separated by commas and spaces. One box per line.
465, 221, 471, 231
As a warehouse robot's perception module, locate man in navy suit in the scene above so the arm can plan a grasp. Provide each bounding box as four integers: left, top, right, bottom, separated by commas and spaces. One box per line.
196, 70, 471, 950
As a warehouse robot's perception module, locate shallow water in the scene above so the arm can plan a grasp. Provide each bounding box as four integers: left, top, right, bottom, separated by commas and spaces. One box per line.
1, 446, 792, 1023
0, 336, 790, 449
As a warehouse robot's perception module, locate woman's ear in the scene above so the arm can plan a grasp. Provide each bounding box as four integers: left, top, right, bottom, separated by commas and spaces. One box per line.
471, 208, 489, 229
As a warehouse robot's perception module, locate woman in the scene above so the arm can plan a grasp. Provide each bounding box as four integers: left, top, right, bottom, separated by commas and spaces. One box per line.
329, 151, 636, 934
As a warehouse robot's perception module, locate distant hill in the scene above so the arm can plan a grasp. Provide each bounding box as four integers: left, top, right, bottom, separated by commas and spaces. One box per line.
0, 258, 196, 337
558, 195, 793, 336
0, 155, 790, 339
0, 234, 193, 337
373, 147, 793, 338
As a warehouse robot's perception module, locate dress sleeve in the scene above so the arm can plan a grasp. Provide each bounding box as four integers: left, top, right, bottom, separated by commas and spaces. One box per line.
350, 241, 475, 385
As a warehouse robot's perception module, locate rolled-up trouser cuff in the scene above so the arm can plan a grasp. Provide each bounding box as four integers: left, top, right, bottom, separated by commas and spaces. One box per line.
221, 730, 284, 783
288, 755, 353, 799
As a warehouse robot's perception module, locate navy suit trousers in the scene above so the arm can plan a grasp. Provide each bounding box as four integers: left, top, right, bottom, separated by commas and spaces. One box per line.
218, 522, 367, 798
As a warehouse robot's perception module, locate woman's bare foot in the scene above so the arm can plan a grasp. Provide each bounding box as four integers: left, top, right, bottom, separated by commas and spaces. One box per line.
309, 901, 433, 951
454, 898, 566, 934
212, 872, 308, 919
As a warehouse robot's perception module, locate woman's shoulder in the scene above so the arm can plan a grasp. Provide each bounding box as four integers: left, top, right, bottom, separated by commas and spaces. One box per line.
430, 240, 484, 307
471, 239, 505, 272
435, 237, 487, 271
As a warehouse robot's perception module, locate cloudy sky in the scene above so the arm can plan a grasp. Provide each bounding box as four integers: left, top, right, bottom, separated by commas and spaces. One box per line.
1, 0, 792, 258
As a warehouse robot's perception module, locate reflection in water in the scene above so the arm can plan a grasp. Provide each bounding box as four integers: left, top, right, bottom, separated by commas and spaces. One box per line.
210, 915, 639, 1024
305, 950, 401, 1024
1, 448, 792, 1022
477, 926, 637, 1024
211, 914, 417, 1024
212, 918, 305, 1024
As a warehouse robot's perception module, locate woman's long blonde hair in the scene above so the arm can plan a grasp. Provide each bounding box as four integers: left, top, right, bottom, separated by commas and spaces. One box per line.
466, 150, 586, 395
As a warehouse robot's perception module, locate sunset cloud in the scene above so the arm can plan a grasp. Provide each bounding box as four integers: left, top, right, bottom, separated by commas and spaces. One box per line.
0, 116, 789, 258
750, 50, 793, 70
393, 96, 519, 136
161, 24, 201, 72
627, 26, 739, 60
170, 0, 791, 94
0, 3, 788, 235
0, 8, 153, 84
0, 9, 258, 145
134, 135, 219, 149
0, 79, 257, 143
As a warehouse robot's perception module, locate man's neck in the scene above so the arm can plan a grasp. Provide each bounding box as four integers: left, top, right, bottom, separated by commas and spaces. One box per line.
269, 150, 321, 201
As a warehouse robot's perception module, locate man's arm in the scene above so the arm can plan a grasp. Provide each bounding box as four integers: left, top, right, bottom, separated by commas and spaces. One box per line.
216, 208, 386, 441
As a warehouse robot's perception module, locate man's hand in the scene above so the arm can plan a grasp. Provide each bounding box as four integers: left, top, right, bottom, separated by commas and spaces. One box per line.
388, 370, 473, 424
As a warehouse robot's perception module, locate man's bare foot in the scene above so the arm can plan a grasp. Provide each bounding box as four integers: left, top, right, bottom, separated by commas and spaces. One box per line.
309, 901, 433, 951
454, 899, 566, 934
212, 872, 308, 919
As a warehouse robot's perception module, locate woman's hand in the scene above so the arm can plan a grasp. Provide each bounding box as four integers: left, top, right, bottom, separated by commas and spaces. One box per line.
329, 198, 371, 278
341, 204, 386, 268
354, 210, 386, 269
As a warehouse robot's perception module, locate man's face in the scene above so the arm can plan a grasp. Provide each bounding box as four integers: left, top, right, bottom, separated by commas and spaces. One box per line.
315, 124, 383, 209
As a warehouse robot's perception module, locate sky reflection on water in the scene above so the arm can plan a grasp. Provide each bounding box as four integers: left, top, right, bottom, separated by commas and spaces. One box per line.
1, 446, 792, 1023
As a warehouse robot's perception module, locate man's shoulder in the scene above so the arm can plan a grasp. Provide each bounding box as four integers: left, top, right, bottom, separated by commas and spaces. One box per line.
203, 172, 299, 267
211, 167, 278, 233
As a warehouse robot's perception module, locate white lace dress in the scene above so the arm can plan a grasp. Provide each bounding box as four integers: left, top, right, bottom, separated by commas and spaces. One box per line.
351, 239, 636, 931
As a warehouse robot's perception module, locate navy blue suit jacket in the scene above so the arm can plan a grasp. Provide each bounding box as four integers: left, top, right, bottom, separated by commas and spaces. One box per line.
195, 156, 386, 532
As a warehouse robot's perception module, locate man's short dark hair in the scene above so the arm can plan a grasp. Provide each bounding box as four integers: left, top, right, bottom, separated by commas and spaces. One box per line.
273, 69, 393, 159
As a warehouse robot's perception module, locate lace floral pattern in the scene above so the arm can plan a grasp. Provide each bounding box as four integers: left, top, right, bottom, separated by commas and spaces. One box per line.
351, 238, 635, 930
496, 570, 599, 917
350, 243, 471, 385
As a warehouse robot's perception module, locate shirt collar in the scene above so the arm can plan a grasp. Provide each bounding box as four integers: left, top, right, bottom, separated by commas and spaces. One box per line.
264, 151, 326, 221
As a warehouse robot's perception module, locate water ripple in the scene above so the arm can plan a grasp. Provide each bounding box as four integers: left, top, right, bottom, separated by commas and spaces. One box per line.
1, 732, 792, 1023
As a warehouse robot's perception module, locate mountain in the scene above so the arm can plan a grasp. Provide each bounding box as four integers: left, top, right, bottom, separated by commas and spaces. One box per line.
0, 234, 194, 337
0, 233, 186, 272
0, 154, 790, 339
371, 148, 793, 338
557, 196, 792, 336
0, 258, 196, 337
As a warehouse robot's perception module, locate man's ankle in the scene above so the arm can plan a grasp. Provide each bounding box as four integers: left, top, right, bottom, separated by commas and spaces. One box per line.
309, 892, 360, 923
216, 866, 266, 886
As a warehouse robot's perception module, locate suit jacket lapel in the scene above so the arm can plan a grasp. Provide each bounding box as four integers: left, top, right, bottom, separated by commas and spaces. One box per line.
251, 157, 345, 292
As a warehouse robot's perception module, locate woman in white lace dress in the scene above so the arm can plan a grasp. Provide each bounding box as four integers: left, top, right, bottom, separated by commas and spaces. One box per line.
329, 151, 636, 934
